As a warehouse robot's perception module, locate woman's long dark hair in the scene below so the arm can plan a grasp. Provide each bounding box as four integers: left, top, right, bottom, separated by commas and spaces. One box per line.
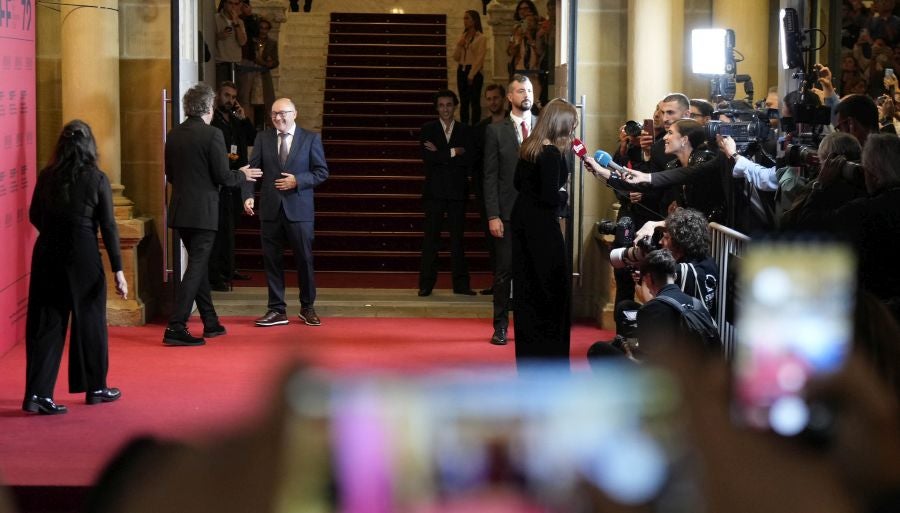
464, 10, 483, 33
42, 120, 98, 206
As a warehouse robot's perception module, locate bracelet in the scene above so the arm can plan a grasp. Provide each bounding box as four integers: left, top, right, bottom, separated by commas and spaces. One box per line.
729, 152, 739, 160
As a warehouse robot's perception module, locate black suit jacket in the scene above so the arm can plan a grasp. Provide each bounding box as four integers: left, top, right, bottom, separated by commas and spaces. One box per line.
483, 116, 532, 221
244, 126, 329, 222
166, 116, 246, 231
419, 120, 472, 201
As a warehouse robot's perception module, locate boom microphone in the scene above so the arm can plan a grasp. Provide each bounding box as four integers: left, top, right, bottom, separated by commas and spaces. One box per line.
594, 150, 630, 177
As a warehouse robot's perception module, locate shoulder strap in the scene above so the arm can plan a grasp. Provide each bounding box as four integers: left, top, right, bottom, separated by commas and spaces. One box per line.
651, 294, 686, 313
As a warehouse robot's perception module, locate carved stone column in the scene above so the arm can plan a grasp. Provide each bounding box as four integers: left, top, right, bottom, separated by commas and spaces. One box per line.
486, 0, 517, 84
60, 0, 149, 325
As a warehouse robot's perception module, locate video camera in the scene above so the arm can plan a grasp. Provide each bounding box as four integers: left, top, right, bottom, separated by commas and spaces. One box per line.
704, 110, 772, 152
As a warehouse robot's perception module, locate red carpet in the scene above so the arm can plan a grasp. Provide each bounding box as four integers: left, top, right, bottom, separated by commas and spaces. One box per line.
0, 317, 611, 487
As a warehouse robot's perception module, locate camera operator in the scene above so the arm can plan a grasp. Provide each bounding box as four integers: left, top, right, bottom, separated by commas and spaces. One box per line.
771, 132, 865, 231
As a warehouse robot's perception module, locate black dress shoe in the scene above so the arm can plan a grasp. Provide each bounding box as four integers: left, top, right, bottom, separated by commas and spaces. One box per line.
23, 395, 68, 415
454, 289, 477, 296
163, 328, 206, 346
490, 328, 508, 345
479, 287, 494, 295
417, 289, 432, 297
255, 310, 289, 326
210, 281, 230, 292
86, 388, 121, 405
203, 324, 227, 338
231, 271, 251, 281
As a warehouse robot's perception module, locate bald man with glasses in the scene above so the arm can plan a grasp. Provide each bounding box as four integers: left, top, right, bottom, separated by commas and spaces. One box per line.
242, 98, 329, 327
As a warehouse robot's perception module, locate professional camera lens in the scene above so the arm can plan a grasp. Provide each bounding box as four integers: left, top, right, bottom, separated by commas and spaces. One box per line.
597, 219, 618, 235
624, 120, 643, 138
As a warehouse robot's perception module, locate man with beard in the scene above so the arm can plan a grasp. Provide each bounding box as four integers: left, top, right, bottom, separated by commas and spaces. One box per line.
472, 83, 508, 295
482, 74, 535, 345
209, 81, 257, 290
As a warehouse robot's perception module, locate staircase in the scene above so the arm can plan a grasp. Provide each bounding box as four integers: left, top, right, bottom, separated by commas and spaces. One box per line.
236, 12, 490, 275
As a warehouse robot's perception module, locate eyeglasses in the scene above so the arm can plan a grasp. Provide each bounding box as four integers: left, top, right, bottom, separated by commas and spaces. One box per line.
689, 112, 704, 119
271, 110, 295, 119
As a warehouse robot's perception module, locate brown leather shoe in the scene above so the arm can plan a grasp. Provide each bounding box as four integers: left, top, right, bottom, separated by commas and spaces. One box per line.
298, 307, 321, 326
255, 311, 289, 327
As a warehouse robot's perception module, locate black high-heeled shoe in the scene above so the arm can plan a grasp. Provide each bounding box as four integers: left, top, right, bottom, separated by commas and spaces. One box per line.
22, 395, 68, 415
86, 388, 121, 405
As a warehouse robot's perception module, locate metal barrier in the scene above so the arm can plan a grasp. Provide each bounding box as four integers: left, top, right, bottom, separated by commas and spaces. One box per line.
708, 223, 751, 359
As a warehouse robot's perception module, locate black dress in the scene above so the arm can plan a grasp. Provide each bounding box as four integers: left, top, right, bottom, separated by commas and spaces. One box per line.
510, 145, 570, 362
25, 166, 122, 398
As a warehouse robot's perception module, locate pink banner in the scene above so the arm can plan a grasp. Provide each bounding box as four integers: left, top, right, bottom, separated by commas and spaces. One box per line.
0, 0, 36, 357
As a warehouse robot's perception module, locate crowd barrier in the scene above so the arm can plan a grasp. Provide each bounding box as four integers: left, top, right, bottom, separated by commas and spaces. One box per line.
708, 222, 751, 359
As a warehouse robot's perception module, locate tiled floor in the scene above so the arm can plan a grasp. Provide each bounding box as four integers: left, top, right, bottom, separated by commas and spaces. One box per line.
214, 287, 494, 318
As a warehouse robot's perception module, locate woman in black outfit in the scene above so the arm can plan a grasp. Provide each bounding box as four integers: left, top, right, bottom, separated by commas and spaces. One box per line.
511, 98, 576, 363
23, 120, 128, 415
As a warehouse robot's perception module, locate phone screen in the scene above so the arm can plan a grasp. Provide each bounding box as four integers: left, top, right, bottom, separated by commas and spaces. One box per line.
732, 241, 856, 436
643, 118, 655, 138
278, 365, 693, 513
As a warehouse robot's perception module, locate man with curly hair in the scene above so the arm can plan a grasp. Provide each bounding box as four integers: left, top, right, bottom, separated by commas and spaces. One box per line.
658, 207, 719, 312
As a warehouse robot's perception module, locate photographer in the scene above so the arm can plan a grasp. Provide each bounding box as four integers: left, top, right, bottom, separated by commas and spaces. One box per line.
601, 207, 718, 344
778, 131, 865, 231
828, 134, 900, 319
635, 249, 719, 359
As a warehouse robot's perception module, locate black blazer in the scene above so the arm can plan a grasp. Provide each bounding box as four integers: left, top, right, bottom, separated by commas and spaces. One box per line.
244, 126, 329, 222
166, 116, 246, 231
419, 120, 472, 201
483, 117, 531, 221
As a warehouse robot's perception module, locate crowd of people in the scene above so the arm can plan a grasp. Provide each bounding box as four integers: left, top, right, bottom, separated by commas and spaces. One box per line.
214, 0, 279, 130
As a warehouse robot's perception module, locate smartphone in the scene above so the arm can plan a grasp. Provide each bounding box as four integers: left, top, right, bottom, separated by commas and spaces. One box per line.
886, 68, 895, 79
732, 241, 856, 437
280, 365, 693, 512
643, 118, 655, 138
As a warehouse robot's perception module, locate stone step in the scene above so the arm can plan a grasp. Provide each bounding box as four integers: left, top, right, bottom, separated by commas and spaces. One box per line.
212, 287, 492, 318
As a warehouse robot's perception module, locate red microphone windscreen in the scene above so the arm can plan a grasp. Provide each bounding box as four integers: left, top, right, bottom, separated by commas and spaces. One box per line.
572, 138, 586, 158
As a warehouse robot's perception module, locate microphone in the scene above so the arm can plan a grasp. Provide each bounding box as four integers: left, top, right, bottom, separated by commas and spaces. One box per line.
572, 138, 587, 159
594, 150, 630, 177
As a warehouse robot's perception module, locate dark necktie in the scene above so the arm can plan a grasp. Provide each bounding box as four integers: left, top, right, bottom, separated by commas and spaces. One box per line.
520, 120, 529, 140
278, 132, 289, 166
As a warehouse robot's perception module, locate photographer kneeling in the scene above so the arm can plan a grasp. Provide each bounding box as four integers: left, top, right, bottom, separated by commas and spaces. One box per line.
635, 249, 719, 358
591, 207, 718, 359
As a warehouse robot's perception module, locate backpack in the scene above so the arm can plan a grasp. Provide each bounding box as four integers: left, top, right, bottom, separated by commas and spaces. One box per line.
651, 295, 723, 354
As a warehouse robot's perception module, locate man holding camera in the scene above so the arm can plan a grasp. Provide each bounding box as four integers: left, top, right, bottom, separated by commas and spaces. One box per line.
209, 81, 258, 291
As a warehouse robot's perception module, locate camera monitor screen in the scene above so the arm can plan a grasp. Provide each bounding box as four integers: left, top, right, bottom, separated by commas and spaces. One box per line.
277, 365, 691, 513
733, 241, 856, 436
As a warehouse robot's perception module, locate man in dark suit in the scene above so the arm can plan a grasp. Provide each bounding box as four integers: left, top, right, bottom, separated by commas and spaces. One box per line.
418, 89, 475, 297
164, 83, 261, 346
242, 97, 329, 327
209, 80, 257, 291
471, 83, 508, 296
482, 75, 535, 345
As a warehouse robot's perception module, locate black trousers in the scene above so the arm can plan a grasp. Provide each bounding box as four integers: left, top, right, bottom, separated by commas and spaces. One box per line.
511, 202, 570, 362
169, 228, 219, 331
208, 187, 237, 285
457, 66, 483, 126
419, 197, 470, 292
261, 207, 316, 313
25, 228, 109, 398
491, 220, 513, 331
